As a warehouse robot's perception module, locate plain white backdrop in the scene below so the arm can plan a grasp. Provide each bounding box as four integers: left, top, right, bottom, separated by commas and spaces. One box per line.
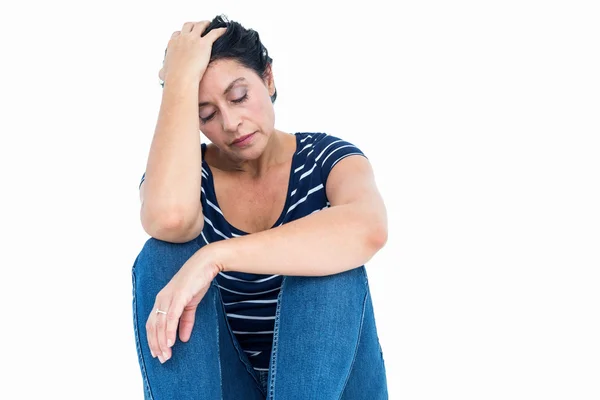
1, 0, 599, 399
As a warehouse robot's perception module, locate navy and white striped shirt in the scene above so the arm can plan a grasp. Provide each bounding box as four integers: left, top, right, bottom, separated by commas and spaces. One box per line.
139, 131, 367, 371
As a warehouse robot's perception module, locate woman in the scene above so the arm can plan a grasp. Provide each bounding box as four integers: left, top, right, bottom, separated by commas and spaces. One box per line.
132, 15, 389, 399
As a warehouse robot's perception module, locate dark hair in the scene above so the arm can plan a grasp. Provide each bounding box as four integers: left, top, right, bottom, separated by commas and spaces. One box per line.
161, 14, 277, 103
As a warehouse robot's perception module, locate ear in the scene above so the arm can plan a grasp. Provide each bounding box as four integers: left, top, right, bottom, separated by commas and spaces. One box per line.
264, 64, 275, 97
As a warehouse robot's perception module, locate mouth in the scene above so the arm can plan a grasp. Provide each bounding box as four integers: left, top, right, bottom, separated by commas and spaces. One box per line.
231, 131, 256, 146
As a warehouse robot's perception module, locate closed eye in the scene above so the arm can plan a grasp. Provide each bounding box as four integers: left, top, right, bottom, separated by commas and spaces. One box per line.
232, 93, 249, 104
200, 94, 249, 124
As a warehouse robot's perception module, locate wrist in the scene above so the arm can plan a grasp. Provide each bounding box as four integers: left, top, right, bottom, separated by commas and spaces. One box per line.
199, 240, 227, 276
204, 239, 234, 274
163, 72, 204, 91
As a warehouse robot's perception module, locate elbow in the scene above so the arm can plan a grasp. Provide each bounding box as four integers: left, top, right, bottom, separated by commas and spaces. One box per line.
141, 208, 204, 243
357, 199, 388, 254
367, 221, 388, 252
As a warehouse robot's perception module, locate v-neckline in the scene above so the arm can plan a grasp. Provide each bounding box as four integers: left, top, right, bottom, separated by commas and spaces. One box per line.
202, 132, 301, 236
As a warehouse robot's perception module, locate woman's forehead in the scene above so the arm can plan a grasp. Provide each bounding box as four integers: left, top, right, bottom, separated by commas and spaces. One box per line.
199, 60, 257, 96
204, 59, 251, 79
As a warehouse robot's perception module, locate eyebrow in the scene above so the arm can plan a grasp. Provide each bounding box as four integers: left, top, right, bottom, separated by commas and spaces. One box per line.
198, 77, 246, 108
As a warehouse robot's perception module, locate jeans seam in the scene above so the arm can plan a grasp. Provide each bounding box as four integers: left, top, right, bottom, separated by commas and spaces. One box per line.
132, 266, 154, 400
214, 286, 223, 400
338, 284, 369, 399
259, 370, 267, 393
268, 277, 285, 400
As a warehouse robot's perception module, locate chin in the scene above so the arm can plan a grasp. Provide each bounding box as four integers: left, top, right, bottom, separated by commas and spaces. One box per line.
236, 145, 265, 160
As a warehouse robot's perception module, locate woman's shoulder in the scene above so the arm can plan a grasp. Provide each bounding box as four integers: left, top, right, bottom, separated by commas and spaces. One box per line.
294, 131, 368, 184
296, 131, 365, 159
296, 131, 359, 147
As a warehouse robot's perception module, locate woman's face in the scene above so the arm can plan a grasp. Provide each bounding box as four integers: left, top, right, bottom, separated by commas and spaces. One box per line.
197, 58, 276, 161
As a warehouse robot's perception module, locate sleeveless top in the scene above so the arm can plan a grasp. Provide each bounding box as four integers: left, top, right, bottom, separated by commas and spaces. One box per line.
139, 131, 367, 371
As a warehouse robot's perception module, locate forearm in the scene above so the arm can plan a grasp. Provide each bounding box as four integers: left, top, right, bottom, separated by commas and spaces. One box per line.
143, 77, 203, 220
209, 201, 388, 277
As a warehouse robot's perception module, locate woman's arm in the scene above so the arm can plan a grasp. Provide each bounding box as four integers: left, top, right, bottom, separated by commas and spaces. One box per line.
205, 155, 388, 276
140, 77, 204, 241
144, 155, 387, 362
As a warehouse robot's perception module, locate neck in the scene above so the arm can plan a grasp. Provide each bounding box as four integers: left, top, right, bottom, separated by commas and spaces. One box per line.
221, 129, 290, 178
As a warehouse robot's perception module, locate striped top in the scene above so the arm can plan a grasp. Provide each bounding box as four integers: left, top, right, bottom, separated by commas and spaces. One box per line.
139, 131, 367, 371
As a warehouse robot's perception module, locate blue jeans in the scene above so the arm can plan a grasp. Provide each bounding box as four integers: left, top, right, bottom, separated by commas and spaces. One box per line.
132, 237, 388, 399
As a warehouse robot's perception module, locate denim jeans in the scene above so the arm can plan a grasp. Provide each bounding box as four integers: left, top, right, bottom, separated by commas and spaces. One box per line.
132, 237, 388, 399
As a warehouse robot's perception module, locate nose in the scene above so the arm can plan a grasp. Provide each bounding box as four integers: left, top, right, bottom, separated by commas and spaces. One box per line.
220, 107, 242, 133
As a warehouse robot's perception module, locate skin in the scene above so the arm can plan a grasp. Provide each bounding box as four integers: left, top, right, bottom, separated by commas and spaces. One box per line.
145, 28, 389, 365
197, 58, 294, 178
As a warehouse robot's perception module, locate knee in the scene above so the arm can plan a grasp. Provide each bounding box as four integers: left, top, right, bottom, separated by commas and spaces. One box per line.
282, 266, 368, 296
132, 237, 202, 288
277, 267, 369, 323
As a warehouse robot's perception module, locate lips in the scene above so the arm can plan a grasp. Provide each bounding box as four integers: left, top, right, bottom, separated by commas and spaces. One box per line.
232, 132, 256, 145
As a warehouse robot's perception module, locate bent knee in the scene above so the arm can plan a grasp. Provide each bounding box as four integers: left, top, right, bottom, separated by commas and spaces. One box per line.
132, 237, 201, 285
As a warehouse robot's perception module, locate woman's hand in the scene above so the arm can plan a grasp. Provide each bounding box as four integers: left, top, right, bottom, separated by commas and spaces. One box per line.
159, 20, 227, 85
145, 245, 222, 364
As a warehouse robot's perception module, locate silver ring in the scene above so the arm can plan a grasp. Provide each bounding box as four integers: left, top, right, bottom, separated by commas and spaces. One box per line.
156, 308, 167, 315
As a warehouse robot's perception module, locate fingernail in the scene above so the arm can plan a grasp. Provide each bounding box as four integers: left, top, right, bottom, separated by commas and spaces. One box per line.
167, 339, 173, 347
150, 350, 156, 358
162, 351, 169, 361
158, 355, 165, 364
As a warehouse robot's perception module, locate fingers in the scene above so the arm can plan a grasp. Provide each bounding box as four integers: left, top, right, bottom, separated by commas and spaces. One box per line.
181, 21, 196, 33
145, 310, 160, 361
147, 294, 187, 364
155, 301, 173, 362
166, 32, 180, 49
178, 306, 198, 342
179, 20, 225, 39
179, 20, 211, 34
146, 302, 172, 363
145, 268, 213, 363
169, 21, 225, 47
205, 27, 227, 43
165, 299, 186, 349
170, 20, 208, 42
193, 20, 212, 36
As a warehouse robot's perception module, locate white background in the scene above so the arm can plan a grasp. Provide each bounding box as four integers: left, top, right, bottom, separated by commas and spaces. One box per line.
1, 0, 598, 399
